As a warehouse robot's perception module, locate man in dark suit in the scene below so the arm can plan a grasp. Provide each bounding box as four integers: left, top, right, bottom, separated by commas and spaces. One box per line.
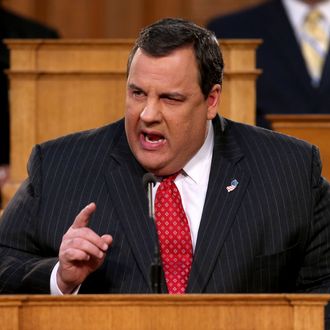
207, 0, 330, 127
0, 5, 59, 195
0, 17, 330, 320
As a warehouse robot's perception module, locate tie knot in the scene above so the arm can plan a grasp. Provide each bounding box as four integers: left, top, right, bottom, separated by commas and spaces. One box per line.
162, 172, 180, 184
305, 9, 324, 26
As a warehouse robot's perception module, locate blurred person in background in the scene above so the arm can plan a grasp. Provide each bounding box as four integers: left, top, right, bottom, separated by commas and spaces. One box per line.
207, 0, 330, 128
0, 4, 59, 203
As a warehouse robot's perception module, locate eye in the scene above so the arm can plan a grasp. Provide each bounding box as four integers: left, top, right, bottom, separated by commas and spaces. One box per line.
131, 90, 146, 100
132, 90, 144, 96
162, 96, 184, 105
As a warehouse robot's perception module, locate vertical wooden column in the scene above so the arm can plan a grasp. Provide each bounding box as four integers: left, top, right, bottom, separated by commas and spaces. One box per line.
10, 74, 38, 182
0, 297, 21, 329
220, 40, 261, 125
292, 297, 328, 330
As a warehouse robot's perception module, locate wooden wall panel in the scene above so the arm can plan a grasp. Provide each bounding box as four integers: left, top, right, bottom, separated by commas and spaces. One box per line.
2, 0, 266, 38
266, 115, 330, 180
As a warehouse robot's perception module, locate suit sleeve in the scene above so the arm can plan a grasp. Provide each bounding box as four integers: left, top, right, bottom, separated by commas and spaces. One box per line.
0, 145, 58, 293
296, 146, 330, 292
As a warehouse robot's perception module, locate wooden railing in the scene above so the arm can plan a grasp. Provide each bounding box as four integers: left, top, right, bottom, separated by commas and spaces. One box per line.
267, 114, 330, 180
0, 294, 329, 330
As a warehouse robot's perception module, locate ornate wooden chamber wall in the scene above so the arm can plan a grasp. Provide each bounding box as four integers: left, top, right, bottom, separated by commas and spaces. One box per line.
1, 39, 260, 206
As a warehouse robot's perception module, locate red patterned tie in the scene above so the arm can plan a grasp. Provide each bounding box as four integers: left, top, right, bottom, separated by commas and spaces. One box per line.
155, 173, 193, 294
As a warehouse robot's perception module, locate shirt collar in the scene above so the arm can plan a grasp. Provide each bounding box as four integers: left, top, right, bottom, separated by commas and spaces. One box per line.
282, 0, 330, 31
182, 120, 214, 184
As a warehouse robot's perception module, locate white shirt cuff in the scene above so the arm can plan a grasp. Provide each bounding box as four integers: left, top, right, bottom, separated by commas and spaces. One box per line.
50, 262, 81, 295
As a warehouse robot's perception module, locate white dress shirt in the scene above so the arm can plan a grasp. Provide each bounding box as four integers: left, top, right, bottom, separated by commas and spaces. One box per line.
51, 120, 214, 294
282, 0, 330, 45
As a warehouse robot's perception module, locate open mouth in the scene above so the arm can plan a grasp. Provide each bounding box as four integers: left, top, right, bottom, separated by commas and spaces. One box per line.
144, 132, 165, 143
140, 131, 167, 150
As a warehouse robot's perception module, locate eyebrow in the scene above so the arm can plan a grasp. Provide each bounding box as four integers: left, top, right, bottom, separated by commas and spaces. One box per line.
128, 83, 187, 101
128, 83, 144, 92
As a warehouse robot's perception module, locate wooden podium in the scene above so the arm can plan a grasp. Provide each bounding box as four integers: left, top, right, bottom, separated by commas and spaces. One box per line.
1, 39, 260, 207
266, 114, 330, 180
0, 294, 329, 330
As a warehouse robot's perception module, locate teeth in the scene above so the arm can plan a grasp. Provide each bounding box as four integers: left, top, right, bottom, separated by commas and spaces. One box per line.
145, 135, 164, 143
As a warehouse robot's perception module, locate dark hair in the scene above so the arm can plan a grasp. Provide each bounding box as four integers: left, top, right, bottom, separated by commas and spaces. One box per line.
127, 18, 224, 99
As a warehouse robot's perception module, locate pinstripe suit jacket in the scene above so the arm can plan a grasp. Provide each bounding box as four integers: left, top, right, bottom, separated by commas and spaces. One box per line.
0, 115, 330, 295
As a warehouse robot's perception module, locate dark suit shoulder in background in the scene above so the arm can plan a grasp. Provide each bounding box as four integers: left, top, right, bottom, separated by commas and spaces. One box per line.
0, 7, 59, 39
0, 7, 59, 165
207, 0, 278, 38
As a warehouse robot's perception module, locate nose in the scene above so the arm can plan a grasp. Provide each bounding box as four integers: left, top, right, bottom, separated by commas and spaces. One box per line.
140, 99, 162, 123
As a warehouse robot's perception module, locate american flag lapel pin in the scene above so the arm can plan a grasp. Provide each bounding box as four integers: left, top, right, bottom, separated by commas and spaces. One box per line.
226, 179, 239, 192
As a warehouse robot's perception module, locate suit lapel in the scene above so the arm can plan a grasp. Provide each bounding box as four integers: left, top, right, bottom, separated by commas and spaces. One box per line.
104, 129, 155, 290
319, 51, 330, 92
187, 117, 250, 293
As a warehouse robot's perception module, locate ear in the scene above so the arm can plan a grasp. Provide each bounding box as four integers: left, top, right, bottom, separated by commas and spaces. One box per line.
206, 84, 221, 120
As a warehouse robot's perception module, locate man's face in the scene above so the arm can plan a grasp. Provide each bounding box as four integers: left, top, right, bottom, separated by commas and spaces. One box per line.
125, 46, 220, 176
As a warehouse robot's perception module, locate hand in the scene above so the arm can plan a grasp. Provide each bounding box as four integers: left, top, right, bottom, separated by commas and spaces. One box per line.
57, 202, 112, 293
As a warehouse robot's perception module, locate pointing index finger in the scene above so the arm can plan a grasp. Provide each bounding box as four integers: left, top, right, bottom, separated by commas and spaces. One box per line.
71, 202, 96, 229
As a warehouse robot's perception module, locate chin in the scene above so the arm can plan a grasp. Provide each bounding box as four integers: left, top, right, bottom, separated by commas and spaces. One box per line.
141, 164, 163, 175
146, 165, 181, 177
140, 163, 167, 176
136, 152, 179, 176
136, 153, 162, 171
